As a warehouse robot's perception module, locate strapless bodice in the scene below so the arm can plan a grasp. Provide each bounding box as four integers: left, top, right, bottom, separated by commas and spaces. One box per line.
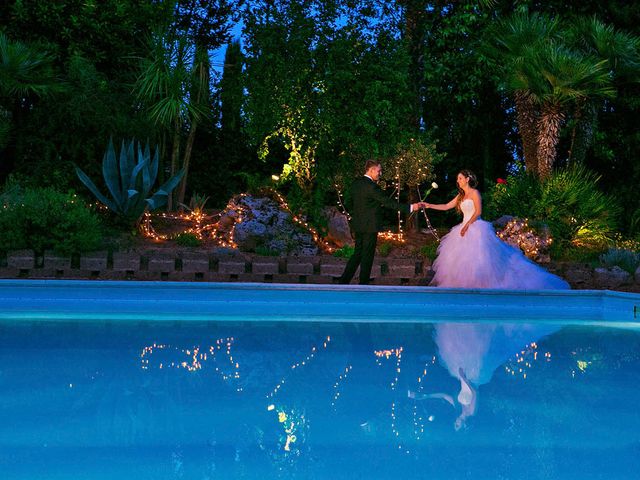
461, 199, 475, 223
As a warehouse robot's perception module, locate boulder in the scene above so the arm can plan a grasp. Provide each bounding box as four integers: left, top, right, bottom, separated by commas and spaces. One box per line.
635, 265, 640, 284
322, 207, 353, 248
225, 194, 319, 256
593, 266, 632, 289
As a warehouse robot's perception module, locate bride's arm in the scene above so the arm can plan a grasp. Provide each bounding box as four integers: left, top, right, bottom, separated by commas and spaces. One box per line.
425, 195, 459, 211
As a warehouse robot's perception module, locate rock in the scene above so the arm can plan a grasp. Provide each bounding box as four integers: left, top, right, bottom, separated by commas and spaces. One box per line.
563, 264, 593, 285
226, 194, 319, 256
492, 215, 515, 228
635, 265, 640, 284
322, 207, 353, 247
593, 266, 632, 289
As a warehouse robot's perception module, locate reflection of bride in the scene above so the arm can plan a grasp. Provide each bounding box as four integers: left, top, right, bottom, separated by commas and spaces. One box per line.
410, 322, 560, 430
425, 170, 569, 289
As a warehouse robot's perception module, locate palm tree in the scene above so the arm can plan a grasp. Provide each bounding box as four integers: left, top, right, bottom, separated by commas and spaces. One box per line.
517, 42, 615, 178
487, 12, 617, 179
0, 32, 61, 150
134, 33, 208, 210
564, 16, 640, 164
486, 11, 560, 175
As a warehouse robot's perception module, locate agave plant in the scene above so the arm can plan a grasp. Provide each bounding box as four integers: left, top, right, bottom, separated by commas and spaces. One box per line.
76, 139, 184, 223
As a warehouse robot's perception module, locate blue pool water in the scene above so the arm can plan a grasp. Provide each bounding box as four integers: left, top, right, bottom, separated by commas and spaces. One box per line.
0, 281, 639, 479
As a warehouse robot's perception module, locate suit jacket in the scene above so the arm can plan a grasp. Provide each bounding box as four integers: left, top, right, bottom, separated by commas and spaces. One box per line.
349, 176, 410, 233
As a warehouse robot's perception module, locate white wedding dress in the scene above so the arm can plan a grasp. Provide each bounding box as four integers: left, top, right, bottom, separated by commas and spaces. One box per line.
430, 199, 569, 289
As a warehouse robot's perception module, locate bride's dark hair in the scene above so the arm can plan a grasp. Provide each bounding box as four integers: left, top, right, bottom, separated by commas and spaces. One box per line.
455, 169, 478, 213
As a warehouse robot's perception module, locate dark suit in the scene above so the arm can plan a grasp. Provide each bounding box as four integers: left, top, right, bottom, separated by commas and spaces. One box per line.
339, 176, 410, 284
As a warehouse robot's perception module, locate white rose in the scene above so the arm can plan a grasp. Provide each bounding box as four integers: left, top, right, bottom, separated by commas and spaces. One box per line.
431, 182, 438, 189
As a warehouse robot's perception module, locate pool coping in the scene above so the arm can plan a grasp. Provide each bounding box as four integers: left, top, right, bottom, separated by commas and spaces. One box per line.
0, 279, 638, 325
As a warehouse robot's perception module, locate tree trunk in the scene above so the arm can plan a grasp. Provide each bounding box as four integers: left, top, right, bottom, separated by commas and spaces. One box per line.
514, 91, 540, 175
404, 0, 427, 131
177, 120, 197, 207
537, 101, 564, 180
407, 187, 420, 232
568, 100, 597, 165
168, 117, 181, 211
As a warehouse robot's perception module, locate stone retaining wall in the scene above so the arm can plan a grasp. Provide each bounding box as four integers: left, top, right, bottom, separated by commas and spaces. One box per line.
1, 249, 639, 291
0, 249, 431, 285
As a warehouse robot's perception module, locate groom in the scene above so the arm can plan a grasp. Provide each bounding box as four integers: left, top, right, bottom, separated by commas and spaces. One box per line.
339, 160, 425, 285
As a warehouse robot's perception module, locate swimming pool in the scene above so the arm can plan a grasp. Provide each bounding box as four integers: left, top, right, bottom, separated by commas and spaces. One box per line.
1, 280, 639, 479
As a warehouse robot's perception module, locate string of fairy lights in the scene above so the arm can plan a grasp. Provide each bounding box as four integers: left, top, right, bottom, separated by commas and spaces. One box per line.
139, 189, 333, 252
496, 218, 552, 259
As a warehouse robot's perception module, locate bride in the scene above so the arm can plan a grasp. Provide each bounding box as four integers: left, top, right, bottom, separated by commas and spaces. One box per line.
424, 170, 569, 289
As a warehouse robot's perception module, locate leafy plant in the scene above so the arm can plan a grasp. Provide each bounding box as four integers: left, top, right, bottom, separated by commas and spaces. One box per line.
485, 165, 619, 254
333, 245, 354, 258
75, 139, 184, 224
179, 192, 209, 215
0, 187, 102, 255
174, 232, 201, 247
599, 248, 640, 274
255, 246, 281, 256
419, 243, 439, 262
378, 241, 393, 257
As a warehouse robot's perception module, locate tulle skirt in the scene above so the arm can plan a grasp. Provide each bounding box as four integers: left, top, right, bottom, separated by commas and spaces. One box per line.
430, 219, 569, 290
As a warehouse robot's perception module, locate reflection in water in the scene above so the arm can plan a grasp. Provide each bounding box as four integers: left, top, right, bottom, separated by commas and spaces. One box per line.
413, 323, 562, 430
1, 321, 639, 480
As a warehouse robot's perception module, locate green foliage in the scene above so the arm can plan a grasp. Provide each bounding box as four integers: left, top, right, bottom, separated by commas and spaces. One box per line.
179, 192, 209, 214
333, 245, 354, 259
174, 232, 201, 247
486, 165, 620, 252
255, 246, 281, 257
381, 137, 443, 188
613, 234, 640, 253
484, 167, 542, 220
0, 187, 102, 255
599, 248, 640, 274
378, 242, 393, 257
419, 243, 439, 262
76, 139, 184, 224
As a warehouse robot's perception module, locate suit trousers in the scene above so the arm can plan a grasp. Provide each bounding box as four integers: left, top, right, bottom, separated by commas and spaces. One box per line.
338, 232, 378, 285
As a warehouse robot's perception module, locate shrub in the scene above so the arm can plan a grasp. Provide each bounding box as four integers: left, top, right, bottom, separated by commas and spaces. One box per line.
255, 246, 281, 256
378, 241, 393, 257
599, 248, 640, 274
174, 232, 201, 247
333, 245, 354, 258
76, 139, 184, 225
485, 165, 620, 254
419, 242, 439, 261
0, 187, 102, 255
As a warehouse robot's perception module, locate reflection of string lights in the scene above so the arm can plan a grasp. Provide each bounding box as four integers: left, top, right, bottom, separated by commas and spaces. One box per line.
140, 337, 242, 392
412, 356, 437, 441
504, 342, 552, 380
331, 365, 353, 408
267, 405, 306, 453
267, 336, 331, 399
374, 347, 406, 452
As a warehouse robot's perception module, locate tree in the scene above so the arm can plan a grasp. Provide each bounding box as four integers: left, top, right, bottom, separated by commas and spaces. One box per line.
488, 11, 616, 179
134, 0, 238, 209
0, 32, 62, 177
